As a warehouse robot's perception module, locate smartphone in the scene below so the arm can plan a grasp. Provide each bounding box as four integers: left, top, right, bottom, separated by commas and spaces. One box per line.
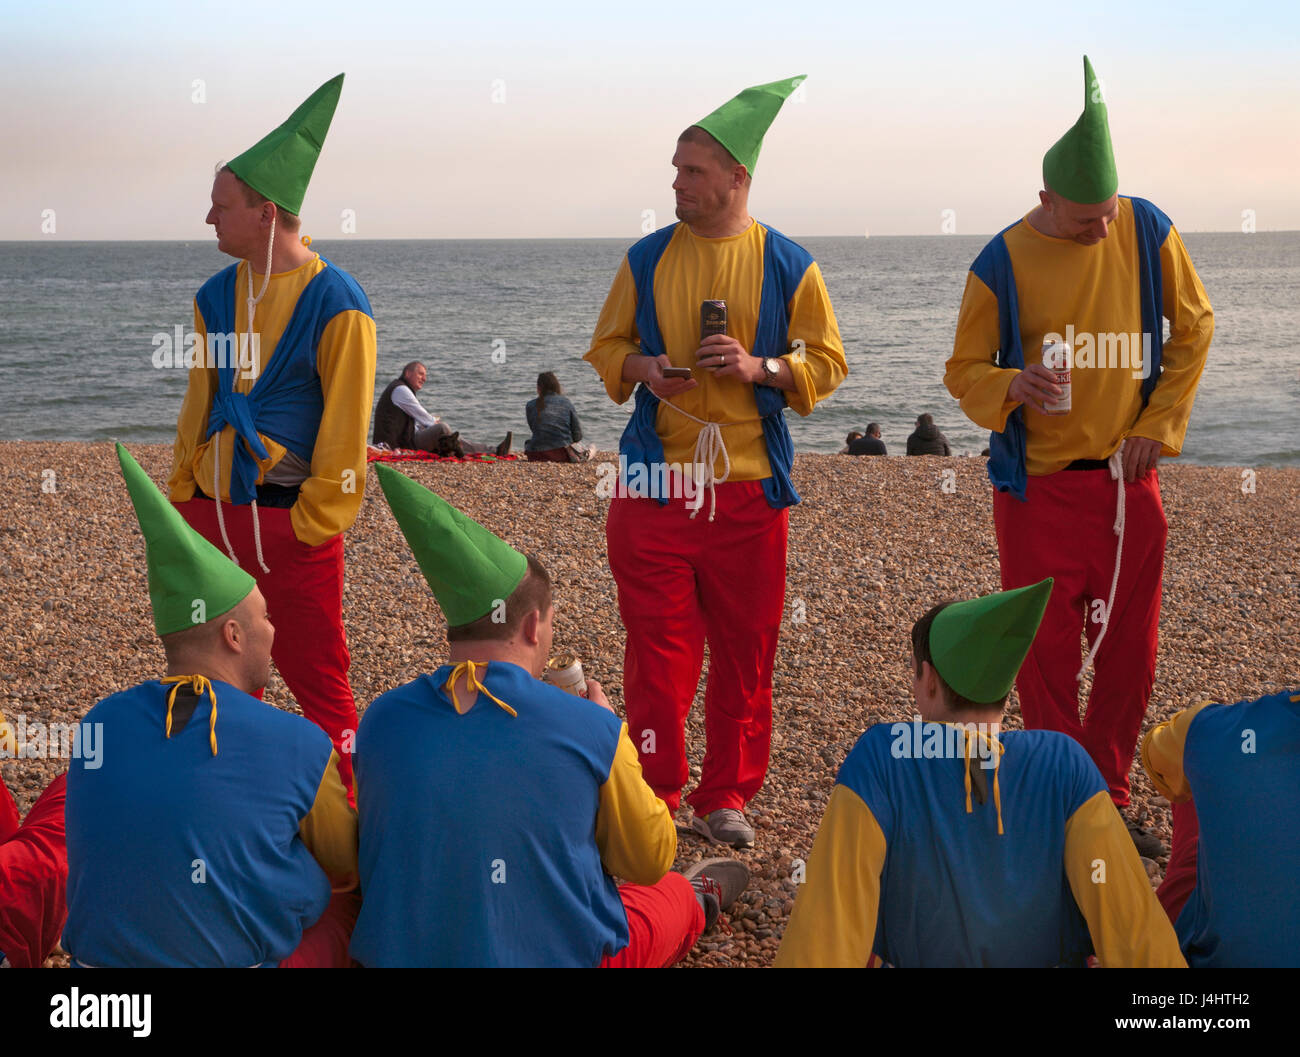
662, 367, 693, 379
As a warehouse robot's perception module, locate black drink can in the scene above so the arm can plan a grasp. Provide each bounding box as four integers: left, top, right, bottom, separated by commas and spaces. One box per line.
700, 300, 727, 367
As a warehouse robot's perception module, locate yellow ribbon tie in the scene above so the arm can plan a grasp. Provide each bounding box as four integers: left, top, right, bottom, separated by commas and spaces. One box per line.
161, 675, 219, 756
962, 727, 1005, 836
443, 661, 517, 718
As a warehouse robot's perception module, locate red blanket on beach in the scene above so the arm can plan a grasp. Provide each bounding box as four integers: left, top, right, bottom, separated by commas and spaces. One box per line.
366, 448, 518, 465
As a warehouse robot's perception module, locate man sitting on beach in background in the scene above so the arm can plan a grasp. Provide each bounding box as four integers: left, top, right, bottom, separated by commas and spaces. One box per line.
585, 76, 847, 848
350, 466, 748, 967
777, 580, 1184, 967
1141, 688, 1300, 967
0, 714, 67, 968
62, 446, 358, 968
373, 360, 512, 456
944, 56, 1213, 856
166, 74, 375, 799
847, 423, 886, 456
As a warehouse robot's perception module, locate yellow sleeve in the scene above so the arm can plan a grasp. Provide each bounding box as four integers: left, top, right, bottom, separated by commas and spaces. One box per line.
775, 784, 885, 968
584, 257, 641, 405
0, 704, 15, 758
299, 750, 359, 891
289, 309, 378, 547
1063, 790, 1185, 968
594, 723, 676, 885
783, 262, 848, 416
1128, 227, 1213, 455
1140, 700, 1216, 803
944, 272, 1022, 432
166, 302, 213, 502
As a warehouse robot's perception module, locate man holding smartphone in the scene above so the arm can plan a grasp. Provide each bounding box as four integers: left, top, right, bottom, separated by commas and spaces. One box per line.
585, 77, 847, 847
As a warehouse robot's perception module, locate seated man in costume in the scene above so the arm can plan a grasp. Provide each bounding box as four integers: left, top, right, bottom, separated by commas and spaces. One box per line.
1141, 689, 1300, 967
62, 445, 358, 968
372, 361, 512, 456
350, 465, 748, 967
0, 714, 67, 969
777, 580, 1184, 968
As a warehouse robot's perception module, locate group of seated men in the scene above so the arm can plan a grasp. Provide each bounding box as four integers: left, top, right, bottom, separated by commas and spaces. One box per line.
0, 444, 1294, 967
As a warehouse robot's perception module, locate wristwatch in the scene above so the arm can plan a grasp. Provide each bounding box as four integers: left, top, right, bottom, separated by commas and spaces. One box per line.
761, 357, 780, 383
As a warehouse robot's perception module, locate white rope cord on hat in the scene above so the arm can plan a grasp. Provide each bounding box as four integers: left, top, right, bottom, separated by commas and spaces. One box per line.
210, 218, 277, 575
1077, 439, 1127, 681
659, 398, 759, 522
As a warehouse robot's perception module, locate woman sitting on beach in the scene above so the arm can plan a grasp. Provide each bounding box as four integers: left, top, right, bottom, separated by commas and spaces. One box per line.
525, 372, 586, 462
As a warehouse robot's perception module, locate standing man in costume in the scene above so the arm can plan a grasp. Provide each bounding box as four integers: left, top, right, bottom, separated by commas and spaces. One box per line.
63, 447, 358, 968
777, 583, 1184, 968
944, 57, 1213, 855
167, 74, 376, 798
351, 466, 748, 967
585, 77, 847, 848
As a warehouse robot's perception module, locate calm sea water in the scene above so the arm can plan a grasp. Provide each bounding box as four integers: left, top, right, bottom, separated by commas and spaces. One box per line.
0, 234, 1296, 465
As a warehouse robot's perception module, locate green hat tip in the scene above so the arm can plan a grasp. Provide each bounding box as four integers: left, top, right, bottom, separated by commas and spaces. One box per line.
226, 73, 345, 216
116, 443, 255, 638
928, 578, 1054, 705
1042, 55, 1117, 204
375, 465, 528, 628
694, 74, 806, 176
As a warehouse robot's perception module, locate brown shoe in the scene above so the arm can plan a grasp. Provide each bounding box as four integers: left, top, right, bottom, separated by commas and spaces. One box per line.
495, 432, 513, 457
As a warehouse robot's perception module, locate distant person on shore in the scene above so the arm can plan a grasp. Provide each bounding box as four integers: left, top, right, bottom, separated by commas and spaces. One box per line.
373, 361, 512, 457
584, 76, 848, 849
64, 447, 359, 968
166, 75, 374, 799
1141, 688, 1300, 967
943, 56, 1212, 858
351, 467, 749, 966
905, 414, 951, 456
0, 714, 66, 968
777, 581, 1183, 968
838, 430, 863, 454
525, 372, 587, 462
847, 423, 887, 456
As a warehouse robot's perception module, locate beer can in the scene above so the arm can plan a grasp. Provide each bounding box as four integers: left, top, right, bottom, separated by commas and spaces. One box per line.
543, 652, 586, 696
1042, 339, 1072, 415
700, 301, 727, 368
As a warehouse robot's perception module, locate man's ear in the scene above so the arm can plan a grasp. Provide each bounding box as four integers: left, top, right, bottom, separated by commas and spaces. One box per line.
922, 660, 941, 699
519, 606, 541, 647
220, 616, 243, 654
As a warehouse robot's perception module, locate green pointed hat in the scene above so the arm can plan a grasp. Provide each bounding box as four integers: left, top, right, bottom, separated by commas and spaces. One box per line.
116, 443, 256, 637
693, 75, 805, 176
375, 464, 528, 628
1042, 56, 1117, 204
226, 73, 344, 216
929, 579, 1054, 704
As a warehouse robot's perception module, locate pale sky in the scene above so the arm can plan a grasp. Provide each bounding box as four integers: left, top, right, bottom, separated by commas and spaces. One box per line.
2, 0, 1297, 239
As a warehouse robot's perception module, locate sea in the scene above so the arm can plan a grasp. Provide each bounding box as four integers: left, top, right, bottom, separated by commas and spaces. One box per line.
1, 234, 1297, 466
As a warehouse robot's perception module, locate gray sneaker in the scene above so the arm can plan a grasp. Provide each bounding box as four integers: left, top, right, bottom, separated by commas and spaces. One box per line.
691, 808, 755, 849
683, 857, 751, 932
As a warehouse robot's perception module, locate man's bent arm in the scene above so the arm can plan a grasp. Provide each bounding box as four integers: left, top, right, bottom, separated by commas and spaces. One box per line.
945, 272, 1022, 432
1128, 227, 1213, 454
584, 258, 642, 405
167, 304, 214, 502
1063, 790, 1185, 967
291, 310, 377, 547
776, 784, 885, 967
1140, 701, 1215, 803
782, 262, 848, 415
594, 723, 676, 885
299, 749, 359, 891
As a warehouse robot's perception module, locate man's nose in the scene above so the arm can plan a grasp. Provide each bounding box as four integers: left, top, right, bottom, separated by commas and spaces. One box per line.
205, 208, 217, 225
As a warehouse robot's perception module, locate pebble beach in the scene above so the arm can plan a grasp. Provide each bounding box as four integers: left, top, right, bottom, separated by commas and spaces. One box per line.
2, 442, 1297, 968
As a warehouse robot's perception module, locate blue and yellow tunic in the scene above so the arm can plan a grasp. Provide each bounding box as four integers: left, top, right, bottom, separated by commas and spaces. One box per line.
351, 661, 675, 967
777, 723, 1184, 967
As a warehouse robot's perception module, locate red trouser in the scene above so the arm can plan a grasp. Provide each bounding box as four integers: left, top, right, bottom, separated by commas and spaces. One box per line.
279, 888, 362, 968
993, 469, 1167, 807
176, 499, 357, 800
600, 872, 706, 968
607, 479, 788, 815
1157, 799, 1199, 925
0, 773, 68, 968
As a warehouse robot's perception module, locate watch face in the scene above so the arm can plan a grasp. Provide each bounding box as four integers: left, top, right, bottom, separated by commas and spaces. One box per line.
764, 358, 779, 376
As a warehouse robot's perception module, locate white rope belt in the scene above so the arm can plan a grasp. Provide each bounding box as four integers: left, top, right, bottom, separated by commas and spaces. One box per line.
660, 399, 760, 522
1077, 440, 1127, 681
